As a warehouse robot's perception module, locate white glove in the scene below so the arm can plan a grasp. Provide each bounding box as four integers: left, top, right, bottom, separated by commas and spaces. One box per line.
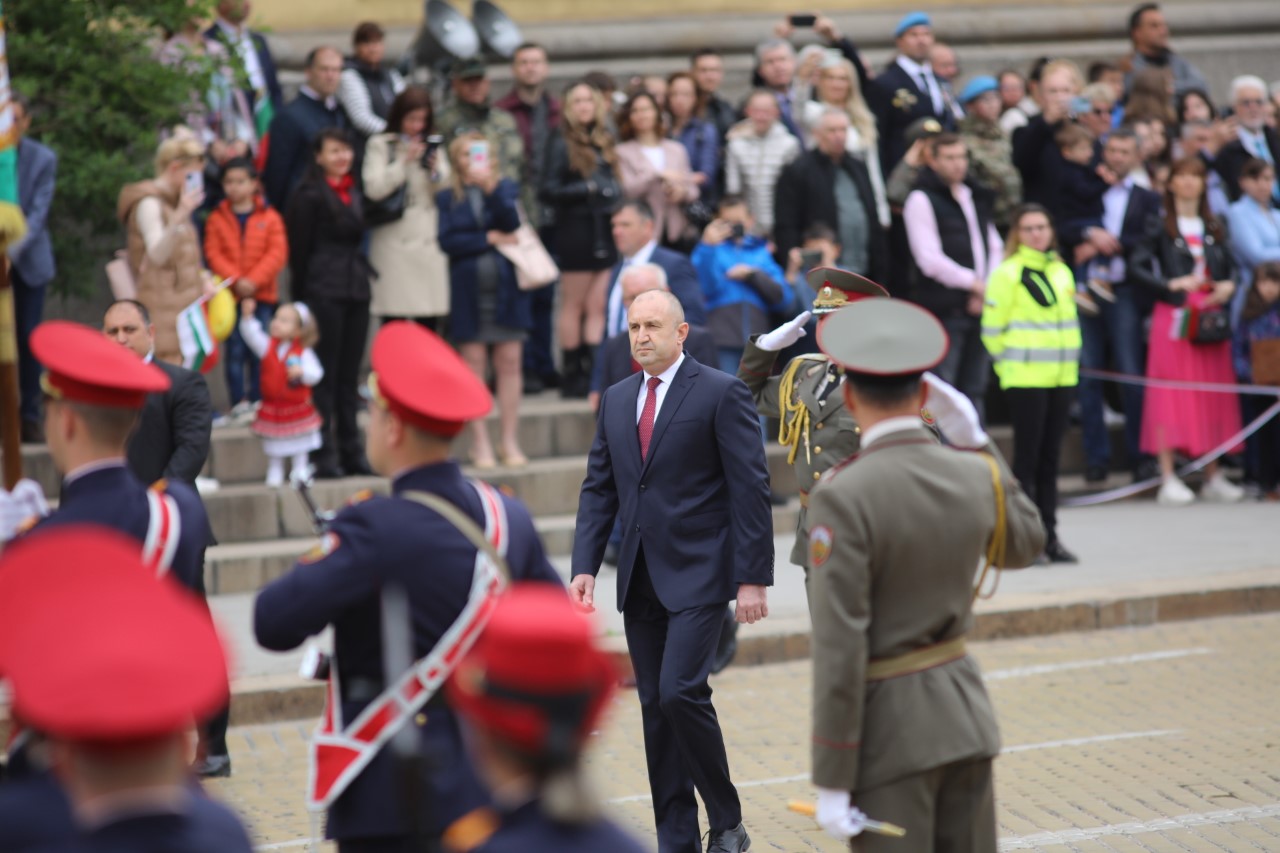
756, 310, 812, 352
816, 787, 868, 841
0, 479, 49, 543
923, 372, 989, 449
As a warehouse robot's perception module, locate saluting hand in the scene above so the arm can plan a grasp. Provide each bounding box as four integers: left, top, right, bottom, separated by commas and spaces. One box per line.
569, 574, 596, 613
736, 584, 768, 624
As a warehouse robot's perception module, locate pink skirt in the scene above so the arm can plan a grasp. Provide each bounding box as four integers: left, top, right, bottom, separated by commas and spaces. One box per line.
1140, 298, 1242, 457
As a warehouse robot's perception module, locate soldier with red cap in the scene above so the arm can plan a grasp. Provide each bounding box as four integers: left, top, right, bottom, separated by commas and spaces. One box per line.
0, 527, 251, 851
253, 321, 561, 853
736, 268, 890, 574
447, 584, 647, 853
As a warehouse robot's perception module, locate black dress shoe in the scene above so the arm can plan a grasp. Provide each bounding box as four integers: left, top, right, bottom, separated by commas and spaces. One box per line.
193, 754, 232, 778
710, 607, 738, 675
602, 542, 620, 567
1132, 458, 1160, 484
342, 455, 374, 477
1044, 540, 1079, 564
1084, 465, 1108, 483
523, 373, 546, 395
706, 822, 750, 853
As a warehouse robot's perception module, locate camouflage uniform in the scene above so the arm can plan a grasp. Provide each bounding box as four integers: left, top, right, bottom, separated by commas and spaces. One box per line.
435, 100, 526, 188
960, 115, 1022, 231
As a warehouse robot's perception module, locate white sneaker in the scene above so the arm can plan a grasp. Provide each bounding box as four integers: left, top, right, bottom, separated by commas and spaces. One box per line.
265, 470, 285, 489
194, 476, 220, 495
1157, 476, 1195, 506
1102, 405, 1126, 427
229, 400, 257, 426
1201, 471, 1244, 503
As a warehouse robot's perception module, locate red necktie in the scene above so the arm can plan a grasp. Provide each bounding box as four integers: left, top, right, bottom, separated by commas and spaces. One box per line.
638, 376, 661, 460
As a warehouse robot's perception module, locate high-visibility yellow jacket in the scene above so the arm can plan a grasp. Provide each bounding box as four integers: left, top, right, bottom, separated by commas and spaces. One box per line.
981, 245, 1081, 389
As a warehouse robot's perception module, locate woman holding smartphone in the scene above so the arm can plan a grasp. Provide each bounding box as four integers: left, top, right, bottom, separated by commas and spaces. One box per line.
540, 81, 621, 399
363, 86, 452, 332
116, 132, 208, 364
438, 133, 530, 468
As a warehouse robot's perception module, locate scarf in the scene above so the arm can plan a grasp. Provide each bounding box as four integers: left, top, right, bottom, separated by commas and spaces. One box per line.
325, 174, 354, 206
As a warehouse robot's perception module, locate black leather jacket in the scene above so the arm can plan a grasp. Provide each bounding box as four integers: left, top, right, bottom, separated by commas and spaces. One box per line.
1130, 215, 1235, 306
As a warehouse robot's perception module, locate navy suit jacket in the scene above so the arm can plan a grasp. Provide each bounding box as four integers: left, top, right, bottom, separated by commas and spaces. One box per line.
572, 355, 774, 611
604, 247, 708, 336
10, 137, 57, 288
594, 325, 717, 394
128, 360, 213, 485
202, 25, 283, 112
871, 61, 953, 177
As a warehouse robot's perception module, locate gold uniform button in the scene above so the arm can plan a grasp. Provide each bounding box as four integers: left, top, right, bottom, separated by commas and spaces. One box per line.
816, 423, 825, 430
813, 471, 821, 481
813, 446, 822, 454
415, 713, 428, 726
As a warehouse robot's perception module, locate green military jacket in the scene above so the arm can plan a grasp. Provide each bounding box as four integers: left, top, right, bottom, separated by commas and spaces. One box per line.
435, 101, 525, 188
737, 336, 863, 568
960, 115, 1022, 230
805, 425, 1046, 793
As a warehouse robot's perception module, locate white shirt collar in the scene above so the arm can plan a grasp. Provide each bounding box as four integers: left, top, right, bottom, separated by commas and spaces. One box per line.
860, 415, 925, 448
644, 351, 685, 384
896, 56, 933, 78
626, 239, 659, 266
215, 18, 246, 39
63, 458, 128, 487
300, 85, 338, 112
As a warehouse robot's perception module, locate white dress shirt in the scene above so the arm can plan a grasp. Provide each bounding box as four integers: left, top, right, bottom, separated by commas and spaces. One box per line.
895, 56, 944, 116
215, 19, 266, 93
1099, 179, 1135, 282
607, 239, 660, 336
635, 352, 686, 425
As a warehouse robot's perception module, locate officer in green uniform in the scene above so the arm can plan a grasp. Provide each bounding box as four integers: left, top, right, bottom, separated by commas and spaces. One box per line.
436, 58, 526, 186
736, 267, 888, 571
803, 299, 1046, 852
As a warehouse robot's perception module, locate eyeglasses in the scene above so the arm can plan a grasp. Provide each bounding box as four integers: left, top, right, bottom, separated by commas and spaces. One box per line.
1238, 98, 1266, 107
1089, 108, 1111, 117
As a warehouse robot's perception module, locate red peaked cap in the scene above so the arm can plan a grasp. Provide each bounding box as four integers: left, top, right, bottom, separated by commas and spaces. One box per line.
31, 320, 170, 409
447, 584, 616, 760
368, 321, 492, 438
0, 526, 230, 742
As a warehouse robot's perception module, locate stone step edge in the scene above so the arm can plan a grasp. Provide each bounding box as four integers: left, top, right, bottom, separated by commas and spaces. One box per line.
6, 577, 1273, 742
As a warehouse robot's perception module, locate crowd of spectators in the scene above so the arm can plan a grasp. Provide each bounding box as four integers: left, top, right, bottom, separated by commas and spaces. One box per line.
10, 1, 1280, 502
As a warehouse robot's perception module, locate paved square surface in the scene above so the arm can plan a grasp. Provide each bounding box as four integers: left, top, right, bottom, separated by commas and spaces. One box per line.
210, 612, 1280, 851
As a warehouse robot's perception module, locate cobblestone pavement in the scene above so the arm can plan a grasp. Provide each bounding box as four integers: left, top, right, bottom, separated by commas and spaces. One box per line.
211, 613, 1280, 851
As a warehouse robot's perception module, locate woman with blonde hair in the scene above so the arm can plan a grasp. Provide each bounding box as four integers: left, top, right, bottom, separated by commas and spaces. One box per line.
116, 132, 207, 364
540, 81, 621, 398
437, 133, 529, 467
801, 54, 888, 227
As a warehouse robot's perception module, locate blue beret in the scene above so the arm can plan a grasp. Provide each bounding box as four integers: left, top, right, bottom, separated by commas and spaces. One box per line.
894, 12, 931, 38
959, 75, 999, 105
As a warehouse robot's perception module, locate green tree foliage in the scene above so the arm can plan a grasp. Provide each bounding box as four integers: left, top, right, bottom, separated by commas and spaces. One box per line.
7, 0, 218, 295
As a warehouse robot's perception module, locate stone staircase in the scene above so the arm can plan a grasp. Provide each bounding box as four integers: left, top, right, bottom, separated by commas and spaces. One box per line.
20, 392, 1132, 600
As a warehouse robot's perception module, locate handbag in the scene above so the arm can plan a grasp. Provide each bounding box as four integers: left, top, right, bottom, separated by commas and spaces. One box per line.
1187, 305, 1231, 344
364, 141, 409, 228
1251, 338, 1280, 386
496, 205, 559, 291
105, 250, 141, 300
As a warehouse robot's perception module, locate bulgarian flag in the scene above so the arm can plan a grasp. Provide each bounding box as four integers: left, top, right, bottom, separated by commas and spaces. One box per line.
253, 88, 274, 174
177, 278, 236, 373
0, 1, 28, 251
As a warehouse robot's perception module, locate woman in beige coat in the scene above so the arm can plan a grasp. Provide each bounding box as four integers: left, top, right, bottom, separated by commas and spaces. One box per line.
363, 87, 451, 331
117, 133, 207, 364
615, 91, 699, 249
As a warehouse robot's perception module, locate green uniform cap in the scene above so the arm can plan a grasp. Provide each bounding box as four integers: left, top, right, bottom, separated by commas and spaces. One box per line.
807, 267, 890, 314
451, 57, 488, 80
816, 299, 949, 376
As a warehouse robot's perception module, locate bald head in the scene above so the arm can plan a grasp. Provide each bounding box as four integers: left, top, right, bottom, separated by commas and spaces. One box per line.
620, 263, 670, 310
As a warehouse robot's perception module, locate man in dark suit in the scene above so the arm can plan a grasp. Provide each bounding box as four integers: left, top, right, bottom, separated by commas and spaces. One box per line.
870, 12, 954, 177
604, 201, 707, 338
261, 46, 347, 209
8, 95, 57, 444
774, 109, 887, 285
103, 300, 213, 486
1060, 128, 1162, 483
203, 0, 284, 119
571, 290, 773, 853
1214, 75, 1280, 205
102, 299, 225, 777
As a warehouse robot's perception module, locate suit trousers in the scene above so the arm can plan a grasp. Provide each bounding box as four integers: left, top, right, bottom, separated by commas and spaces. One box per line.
623, 550, 741, 852
935, 315, 991, 424
310, 298, 371, 466
850, 757, 995, 853
1078, 286, 1147, 471
1005, 386, 1072, 545
11, 270, 45, 425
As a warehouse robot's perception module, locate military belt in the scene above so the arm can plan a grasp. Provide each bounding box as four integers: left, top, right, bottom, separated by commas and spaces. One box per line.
866, 636, 967, 682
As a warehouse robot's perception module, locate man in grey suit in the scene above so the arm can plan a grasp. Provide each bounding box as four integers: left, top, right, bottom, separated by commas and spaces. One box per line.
8, 95, 57, 443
